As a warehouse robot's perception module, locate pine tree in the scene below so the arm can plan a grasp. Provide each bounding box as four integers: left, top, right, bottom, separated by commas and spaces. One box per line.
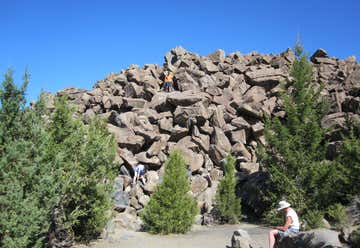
258, 42, 346, 216
46, 96, 117, 242
141, 150, 198, 234
0, 71, 56, 247
214, 154, 241, 224
337, 119, 360, 198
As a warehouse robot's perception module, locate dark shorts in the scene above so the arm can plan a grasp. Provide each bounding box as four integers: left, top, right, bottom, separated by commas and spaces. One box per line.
278, 228, 299, 238
164, 82, 172, 87
135, 168, 145, 176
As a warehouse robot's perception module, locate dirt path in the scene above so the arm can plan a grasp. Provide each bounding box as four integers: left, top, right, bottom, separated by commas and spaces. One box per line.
88, 224, 270, 248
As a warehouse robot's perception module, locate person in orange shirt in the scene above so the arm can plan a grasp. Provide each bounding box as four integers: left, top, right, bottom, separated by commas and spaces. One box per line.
163, 70, 174, 92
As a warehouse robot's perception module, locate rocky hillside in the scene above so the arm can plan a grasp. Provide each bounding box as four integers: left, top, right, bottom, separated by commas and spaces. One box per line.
46, 46, 360, 230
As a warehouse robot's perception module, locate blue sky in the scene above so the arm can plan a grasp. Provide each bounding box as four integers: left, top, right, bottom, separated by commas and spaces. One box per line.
1, 0, 360, 102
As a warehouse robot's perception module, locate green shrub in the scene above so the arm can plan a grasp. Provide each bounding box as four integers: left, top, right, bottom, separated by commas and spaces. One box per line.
47, 97, 117, 242
264, 208, 284, 227
326, 203, 348, 230
214, 154, 241, 224
0, 70, 56, 248
141, 150, 198, 234
304, 210, 324, 230
0, 70, 117, 247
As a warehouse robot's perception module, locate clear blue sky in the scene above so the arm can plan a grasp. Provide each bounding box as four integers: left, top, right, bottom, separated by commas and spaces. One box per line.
1, 0, 359, 102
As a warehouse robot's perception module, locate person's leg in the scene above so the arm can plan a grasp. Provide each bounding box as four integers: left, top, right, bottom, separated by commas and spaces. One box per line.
133, 171, 138, 184
269, 229, 278, 248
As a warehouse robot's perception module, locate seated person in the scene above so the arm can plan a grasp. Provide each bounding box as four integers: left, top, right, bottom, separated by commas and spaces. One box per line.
268, 200, 300, 248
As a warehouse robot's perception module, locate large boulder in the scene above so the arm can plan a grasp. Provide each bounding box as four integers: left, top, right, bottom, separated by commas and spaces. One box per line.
107, 124, 145, 153
212, 127, 232, 152
277, 229, 342, 248
166, 90, 204, 106
231, 229, 260, 248
245, 67, 287, 89
191, 175, 209, 196
173, 102, 210, 127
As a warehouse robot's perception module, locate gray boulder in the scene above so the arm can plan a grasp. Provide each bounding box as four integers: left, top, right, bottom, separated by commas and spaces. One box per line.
277, 229, 342, 248
231, 229, 260, 248
245, 67, 287, 89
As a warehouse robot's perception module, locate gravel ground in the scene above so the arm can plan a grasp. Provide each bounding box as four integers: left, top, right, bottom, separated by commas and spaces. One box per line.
87, 223, 270, 248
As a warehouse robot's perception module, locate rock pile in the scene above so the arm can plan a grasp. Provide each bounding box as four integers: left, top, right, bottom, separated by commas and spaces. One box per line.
49, 46, 359, 229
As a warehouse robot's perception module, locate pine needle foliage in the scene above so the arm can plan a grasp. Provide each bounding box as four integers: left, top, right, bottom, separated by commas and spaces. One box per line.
258, 42, 347, 218
0, 70, 117, 247
0, 70, 55, 248
214, 154, 241, 224
141, 150, 197, 234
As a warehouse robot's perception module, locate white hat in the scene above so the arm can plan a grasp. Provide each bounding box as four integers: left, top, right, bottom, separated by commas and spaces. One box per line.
277, 200, 291, 211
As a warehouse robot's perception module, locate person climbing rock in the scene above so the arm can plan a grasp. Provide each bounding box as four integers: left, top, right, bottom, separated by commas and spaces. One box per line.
268, 200, 300, 248
163, 70, 174, 92
133, 163, 146, 185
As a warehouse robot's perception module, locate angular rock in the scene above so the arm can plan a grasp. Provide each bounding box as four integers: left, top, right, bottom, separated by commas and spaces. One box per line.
231, 129, 247, 144
251, 122, 264, 138
159, 117, 173, 133
238, 103, 263, 119
192, 129, 210, 153
200, 60, 219, 73
147, 92, 170, 112
231, 229, 260, 248
122, 97, 147, 109
212, 127, 232, 153
310, 48, 328, 63
83, 108, 96, 124
232, 143, 252, 162
231, 117, 251, 130
245, 67, 287, 89
138, 195, 150, 207
117, 148, 138, 169
173, 103, 210, 127
242, 86, 267, 104
209, 144, 228, 166
209, 105, 226, 128
207, 49, 225, 64
239, 162, 259, 174
170, 125, 189, 141
278, 229, 342, 248
107, 124, 145, 153
147, 135, 169, 156
113, 191, 129, 212
176, 71, 200, 91
169, 145, 204, 172
199, 120, 214, 135
114, 211, 142, 231
191, 175, 209, 196
166, 91, 203, 106
135, 152, 161, 167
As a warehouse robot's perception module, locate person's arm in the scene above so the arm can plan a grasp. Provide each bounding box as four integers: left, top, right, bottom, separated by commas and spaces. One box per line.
276, 216, 293, 231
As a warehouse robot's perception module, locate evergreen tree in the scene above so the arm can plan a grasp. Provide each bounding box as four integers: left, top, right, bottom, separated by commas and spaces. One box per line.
258, 42, 346, 216
337, 119, 360, 198
46, 96, 117, 242
214, 154, 241, 224
141, 150, 198, 234
0, 71, 56, 247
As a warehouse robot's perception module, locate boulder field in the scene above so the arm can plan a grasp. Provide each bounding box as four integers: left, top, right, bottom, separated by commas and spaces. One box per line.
45, 46, 359, 231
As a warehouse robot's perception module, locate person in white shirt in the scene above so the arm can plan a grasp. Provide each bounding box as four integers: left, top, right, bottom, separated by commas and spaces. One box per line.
269, 200, 300, 248
133, 164, 146, 184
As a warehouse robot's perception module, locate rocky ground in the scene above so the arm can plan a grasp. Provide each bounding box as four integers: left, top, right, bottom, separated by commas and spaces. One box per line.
86, 224, 270, 248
